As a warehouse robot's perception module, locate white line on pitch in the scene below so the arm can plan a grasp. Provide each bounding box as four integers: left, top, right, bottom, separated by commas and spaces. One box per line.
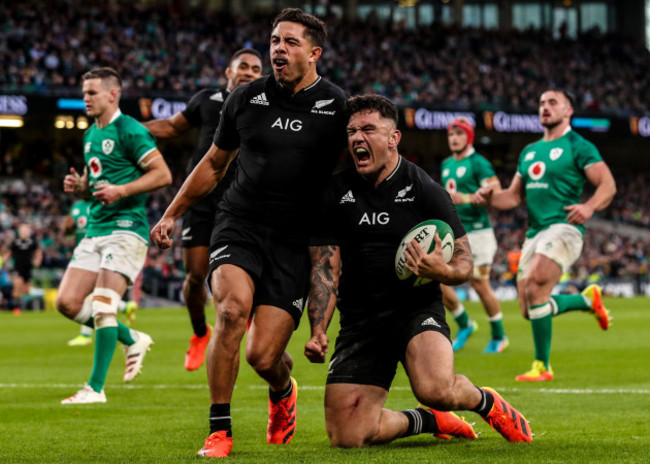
0, 383, 649, 394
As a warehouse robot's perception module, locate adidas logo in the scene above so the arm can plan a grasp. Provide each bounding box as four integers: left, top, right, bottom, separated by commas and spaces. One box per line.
210, 91, 224, 102
340, 190, 355, 204
421, 317, 441, 328
293, 298, 304, 310
250, 92, 269, 106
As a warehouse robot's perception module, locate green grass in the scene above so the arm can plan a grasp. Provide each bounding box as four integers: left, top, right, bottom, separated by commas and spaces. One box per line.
1, 297, 649, 463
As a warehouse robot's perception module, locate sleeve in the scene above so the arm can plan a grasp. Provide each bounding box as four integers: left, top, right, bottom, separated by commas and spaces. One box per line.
213, 87, 243, 151
308, 180, 340, 247
418, 174, 466, 240
123, 119, 158, 166
574, 138, 603, 171
474, 155, 497, 183
181, 90, 204, 128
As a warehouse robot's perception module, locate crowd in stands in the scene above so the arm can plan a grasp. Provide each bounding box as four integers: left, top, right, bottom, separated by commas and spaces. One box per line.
2, 2, 650, 115
0, 156, 647, 308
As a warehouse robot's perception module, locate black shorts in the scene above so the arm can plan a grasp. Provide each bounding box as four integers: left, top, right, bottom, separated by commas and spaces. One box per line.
15, 267, 33, 283
208, 214, 309, 328
181, 196, 217, 248
326, 304, 451, 390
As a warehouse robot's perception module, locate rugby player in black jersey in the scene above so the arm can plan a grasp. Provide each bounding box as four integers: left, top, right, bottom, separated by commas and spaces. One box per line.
144, 49, 262, 372
151, 8, 348, 458
306, 95, 533, 447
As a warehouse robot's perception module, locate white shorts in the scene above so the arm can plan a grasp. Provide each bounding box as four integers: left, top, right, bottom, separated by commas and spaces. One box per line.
518, 224, 583, 278
467, 228, 498, 268
68, 234, 148, 284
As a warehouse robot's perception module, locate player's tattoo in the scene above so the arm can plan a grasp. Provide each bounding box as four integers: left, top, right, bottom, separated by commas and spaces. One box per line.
453, 236, 473, 267
308, 245, 339, 328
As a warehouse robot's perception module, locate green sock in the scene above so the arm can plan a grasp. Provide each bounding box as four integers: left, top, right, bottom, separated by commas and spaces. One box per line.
84, 319, 135, 345
551, 294, 590, 315
452, 306, 470, 329
529, 302, 553, 369
117, 322, 136, 345
489, 318, 505, 340
88, 326, 118, 392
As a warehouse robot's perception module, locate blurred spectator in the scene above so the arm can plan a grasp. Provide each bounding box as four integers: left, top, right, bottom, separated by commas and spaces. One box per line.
2, 3, 650, 115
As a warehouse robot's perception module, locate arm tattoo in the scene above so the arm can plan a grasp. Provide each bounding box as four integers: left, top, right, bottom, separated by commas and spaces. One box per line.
453, 236, 473, 268
308, 245, 339, 329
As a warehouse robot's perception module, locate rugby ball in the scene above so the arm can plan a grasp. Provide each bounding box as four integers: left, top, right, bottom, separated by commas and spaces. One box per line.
395, 219, 455, 286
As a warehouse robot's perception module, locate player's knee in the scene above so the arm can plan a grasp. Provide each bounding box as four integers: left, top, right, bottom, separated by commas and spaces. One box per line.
414, 381, 456, 410
213, 292, 251, 327
185, 269, 207, 289
245, 345, 281, 374
327, 424, 373, 448
55, 292, 81, 319
91, 288, 121, 328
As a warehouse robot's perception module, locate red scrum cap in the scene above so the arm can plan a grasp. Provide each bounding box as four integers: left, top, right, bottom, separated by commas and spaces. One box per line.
448, 117, 475, 146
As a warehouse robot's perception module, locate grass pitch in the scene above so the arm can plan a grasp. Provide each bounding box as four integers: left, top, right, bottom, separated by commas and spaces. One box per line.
1, 296, 649, 463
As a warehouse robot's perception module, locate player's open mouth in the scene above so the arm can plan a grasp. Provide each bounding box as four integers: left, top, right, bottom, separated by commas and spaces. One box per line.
273, 58, 288, 71
354, 147, 370, 164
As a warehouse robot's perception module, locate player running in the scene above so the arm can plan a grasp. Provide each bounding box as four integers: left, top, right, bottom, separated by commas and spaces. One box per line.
144, 49, 262, 371
58, 67, 172, 403
440, 117, 508, 353
475, 89, 616, 381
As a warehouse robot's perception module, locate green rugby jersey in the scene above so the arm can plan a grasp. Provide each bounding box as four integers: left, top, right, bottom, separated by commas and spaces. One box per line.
441, 150, 495, 233
516, 128, 602, 237
70, 199, 91, 245
83, 110, 157, 243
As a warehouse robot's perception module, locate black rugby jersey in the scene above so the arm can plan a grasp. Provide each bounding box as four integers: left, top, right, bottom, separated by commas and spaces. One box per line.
312, 157, 466, 329
213, 74, 348, 239
10, 237, 38, 273
182, 88, 236, 206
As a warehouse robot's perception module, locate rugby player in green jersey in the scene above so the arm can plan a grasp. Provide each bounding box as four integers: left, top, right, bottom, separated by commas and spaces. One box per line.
440, 118, 508, 354
476, 89, 616, 381
58, 67, 172, 403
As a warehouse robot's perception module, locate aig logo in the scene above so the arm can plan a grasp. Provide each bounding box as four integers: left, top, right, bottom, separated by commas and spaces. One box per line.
272, 117, 303, 131
359, 212, 390, 225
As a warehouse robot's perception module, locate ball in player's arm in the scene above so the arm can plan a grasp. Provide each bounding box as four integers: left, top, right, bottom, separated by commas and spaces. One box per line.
474, 88, 616, 382
58, 67, 172, 404
306, 94, 532, 448
143, 49, 262, 372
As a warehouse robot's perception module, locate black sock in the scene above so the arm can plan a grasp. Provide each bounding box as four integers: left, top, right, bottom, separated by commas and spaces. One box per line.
402, 408, 438, 437
471, 387, 495, 417
209, 403, 232, 436
269, 380, 293, 404
191, 317, 207, 337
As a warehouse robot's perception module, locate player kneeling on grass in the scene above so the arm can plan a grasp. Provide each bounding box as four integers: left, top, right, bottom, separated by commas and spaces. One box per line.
305, 95, 532, 447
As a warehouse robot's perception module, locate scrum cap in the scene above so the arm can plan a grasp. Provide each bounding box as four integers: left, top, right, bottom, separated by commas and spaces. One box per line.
448, 117, 475, 146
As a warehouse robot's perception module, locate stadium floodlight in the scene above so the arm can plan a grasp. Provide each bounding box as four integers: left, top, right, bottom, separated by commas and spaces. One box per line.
0, 115, 24, 128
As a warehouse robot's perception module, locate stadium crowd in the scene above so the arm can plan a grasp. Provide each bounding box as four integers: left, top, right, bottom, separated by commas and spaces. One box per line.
0, 155, 647, 309
2, 2, 650, 115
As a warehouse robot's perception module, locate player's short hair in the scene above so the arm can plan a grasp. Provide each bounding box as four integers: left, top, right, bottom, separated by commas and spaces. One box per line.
82, 67, 122, 90
231, 48, 262, 64
272, 8, 327, 48
544, 88, 575, 108
346, 94, 399, 126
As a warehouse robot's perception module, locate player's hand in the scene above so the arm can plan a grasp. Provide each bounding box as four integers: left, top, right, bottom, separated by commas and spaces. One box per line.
472, 187, 492, 205
404, 233, 448, 280
63, 168, 82, 193
564, 203, 594, 225
151, 216, 175, 249
305, 332, 329, 363
93, 184, 125, 205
